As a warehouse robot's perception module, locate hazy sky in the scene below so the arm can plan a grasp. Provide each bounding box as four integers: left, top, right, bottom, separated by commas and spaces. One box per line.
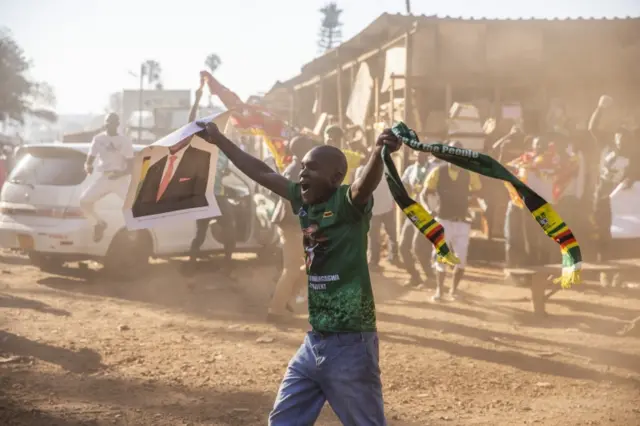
2, 0, 639, 114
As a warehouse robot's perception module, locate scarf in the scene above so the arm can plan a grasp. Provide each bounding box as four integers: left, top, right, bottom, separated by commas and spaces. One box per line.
384, 122, 582, 288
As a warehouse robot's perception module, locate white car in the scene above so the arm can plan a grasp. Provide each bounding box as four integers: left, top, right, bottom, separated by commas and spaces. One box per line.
0, 143, 280, 277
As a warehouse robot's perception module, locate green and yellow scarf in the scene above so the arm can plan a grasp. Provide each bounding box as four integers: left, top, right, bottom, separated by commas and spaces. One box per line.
382, 122, 582, 288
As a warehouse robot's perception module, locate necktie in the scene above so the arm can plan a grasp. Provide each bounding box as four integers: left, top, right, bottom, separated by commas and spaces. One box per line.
156, 155, 177, 201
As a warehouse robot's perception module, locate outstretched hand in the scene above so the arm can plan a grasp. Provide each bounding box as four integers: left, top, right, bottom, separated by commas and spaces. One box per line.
196, 121, 223, 144
598, 95, 613, 109
376, 128, 401, 153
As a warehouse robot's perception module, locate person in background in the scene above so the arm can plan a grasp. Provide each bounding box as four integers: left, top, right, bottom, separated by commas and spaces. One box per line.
324, 124, 344, 149
421, 141, 482, 301
267, 135, 315, 321
504, 135, 563, 268
185, 77, 235, 275
325, 124, 363, 184
81, 113, 134, 242
399, 150, 434, 287
493, 124, 527, 164
354, 148, 398, 271
588, 95, 639, 287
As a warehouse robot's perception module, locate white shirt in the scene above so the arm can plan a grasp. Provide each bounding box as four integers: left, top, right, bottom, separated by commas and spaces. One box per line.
160, 144, 188, 182
354, 165, 395, 216
602, 151, 630, 185
89, 132, 134, 173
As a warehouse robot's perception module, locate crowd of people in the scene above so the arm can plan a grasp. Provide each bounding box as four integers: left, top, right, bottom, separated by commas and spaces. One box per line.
2, 80, 638, 423
491, 95, 639, 287
266, 95, 640, 312
190, 97, 639, 423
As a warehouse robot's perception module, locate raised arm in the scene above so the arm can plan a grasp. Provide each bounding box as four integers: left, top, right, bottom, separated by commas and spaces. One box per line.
350, 129, 401, 205
198, 122, 291, 199
588, 95, 613, 149
188, 78, 205, 123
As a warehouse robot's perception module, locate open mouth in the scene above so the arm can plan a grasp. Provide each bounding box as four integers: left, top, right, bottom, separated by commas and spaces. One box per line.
300, 182, 311, 193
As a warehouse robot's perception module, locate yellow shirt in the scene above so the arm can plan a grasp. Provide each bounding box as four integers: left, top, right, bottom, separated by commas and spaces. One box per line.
343, 149, 364, 184
424, 166, 482, 192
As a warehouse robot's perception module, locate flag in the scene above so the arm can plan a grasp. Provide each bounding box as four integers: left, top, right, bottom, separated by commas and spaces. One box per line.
201, 71, 291, 172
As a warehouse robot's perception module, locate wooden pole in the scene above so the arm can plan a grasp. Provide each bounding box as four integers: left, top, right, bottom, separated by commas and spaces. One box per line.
390, 75, 396, 126
289, 89, 296, 126
350, 62, 356, 91
403, 30, 413, 166
374, 77, 380, 123
445, 83, 452, 113
316, 78, 324, 123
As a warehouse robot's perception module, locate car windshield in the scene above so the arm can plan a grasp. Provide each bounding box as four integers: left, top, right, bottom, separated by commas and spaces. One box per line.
8, 148, 87, 186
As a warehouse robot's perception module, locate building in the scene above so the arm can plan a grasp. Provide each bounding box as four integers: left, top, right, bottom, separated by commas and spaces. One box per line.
268, 13, 640, 143
108, 89, 192, 142
266, 13, 640, 242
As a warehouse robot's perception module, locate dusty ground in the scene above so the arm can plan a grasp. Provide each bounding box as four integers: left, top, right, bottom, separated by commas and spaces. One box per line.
1, 250, 639, 426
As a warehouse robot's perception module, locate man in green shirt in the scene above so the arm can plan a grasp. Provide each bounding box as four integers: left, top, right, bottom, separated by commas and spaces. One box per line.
197, 120, 400, 425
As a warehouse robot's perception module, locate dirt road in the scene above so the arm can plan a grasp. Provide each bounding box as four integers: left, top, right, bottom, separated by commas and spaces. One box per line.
1, 251, 639, 425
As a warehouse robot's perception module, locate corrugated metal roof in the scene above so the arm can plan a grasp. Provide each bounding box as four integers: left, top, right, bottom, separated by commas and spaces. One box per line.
304, 12, 640, 72
404, 12, 640, 21
277, 12, 640, 90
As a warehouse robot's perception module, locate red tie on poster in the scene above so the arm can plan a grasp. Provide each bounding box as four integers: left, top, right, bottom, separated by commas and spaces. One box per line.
156, 155, 177, 201
200, 70, 292, 171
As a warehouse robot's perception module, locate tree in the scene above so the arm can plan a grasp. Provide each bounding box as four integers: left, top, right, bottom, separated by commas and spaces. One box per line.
141, 59, 162, 89
205, 53, 222, 74
0, 29, 57, 123
318, 2, 343, 53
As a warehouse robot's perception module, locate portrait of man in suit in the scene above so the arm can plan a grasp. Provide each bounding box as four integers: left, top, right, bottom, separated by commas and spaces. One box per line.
132, 134, 211, 218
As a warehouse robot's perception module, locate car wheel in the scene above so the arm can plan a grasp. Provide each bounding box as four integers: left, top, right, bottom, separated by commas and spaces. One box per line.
28, 252, 65, 272
103, 229, 153, 280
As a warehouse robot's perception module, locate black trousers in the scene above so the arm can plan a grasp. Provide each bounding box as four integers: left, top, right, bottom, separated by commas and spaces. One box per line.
504, 201, 555, 268
369, 210, 397, 264
398, 217, 434, 280
190, 197, 235, 260
592, 194, 612, 262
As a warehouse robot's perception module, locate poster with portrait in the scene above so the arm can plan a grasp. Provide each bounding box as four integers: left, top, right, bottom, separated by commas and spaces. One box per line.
123, 112, 230, 230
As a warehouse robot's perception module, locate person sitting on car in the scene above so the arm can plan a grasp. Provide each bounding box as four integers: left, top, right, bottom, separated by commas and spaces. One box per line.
81, 113, 134, 243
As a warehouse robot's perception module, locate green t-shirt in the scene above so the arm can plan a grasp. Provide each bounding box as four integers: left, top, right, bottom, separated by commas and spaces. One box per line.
287, 182, 377, 332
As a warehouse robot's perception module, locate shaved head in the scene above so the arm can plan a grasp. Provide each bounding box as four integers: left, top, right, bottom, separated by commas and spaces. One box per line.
310, 145, 347, 181
104, 112, 120, 135
299, 145, 348, 204
288, 135, 315, 160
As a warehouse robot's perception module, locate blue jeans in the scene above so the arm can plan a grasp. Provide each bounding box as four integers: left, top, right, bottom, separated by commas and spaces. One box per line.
269, 331, 385, 425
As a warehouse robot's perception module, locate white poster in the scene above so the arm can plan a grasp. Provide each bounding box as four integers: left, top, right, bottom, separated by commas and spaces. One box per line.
123, 112, 229, 230
610, 182, 640, 239
346, 63, 373, 127
381, 47, 406, 92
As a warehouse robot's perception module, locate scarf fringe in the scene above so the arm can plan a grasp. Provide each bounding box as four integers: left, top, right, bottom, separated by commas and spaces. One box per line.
436, 252, 460, 267
552, 269, 582, 289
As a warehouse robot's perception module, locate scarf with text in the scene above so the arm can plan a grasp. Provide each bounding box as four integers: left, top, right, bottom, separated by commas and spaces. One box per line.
383, 122, 582, 288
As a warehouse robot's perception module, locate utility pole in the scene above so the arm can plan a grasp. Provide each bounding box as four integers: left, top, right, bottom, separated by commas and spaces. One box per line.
138, 63, 144, 143
405, 0, 411, 14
